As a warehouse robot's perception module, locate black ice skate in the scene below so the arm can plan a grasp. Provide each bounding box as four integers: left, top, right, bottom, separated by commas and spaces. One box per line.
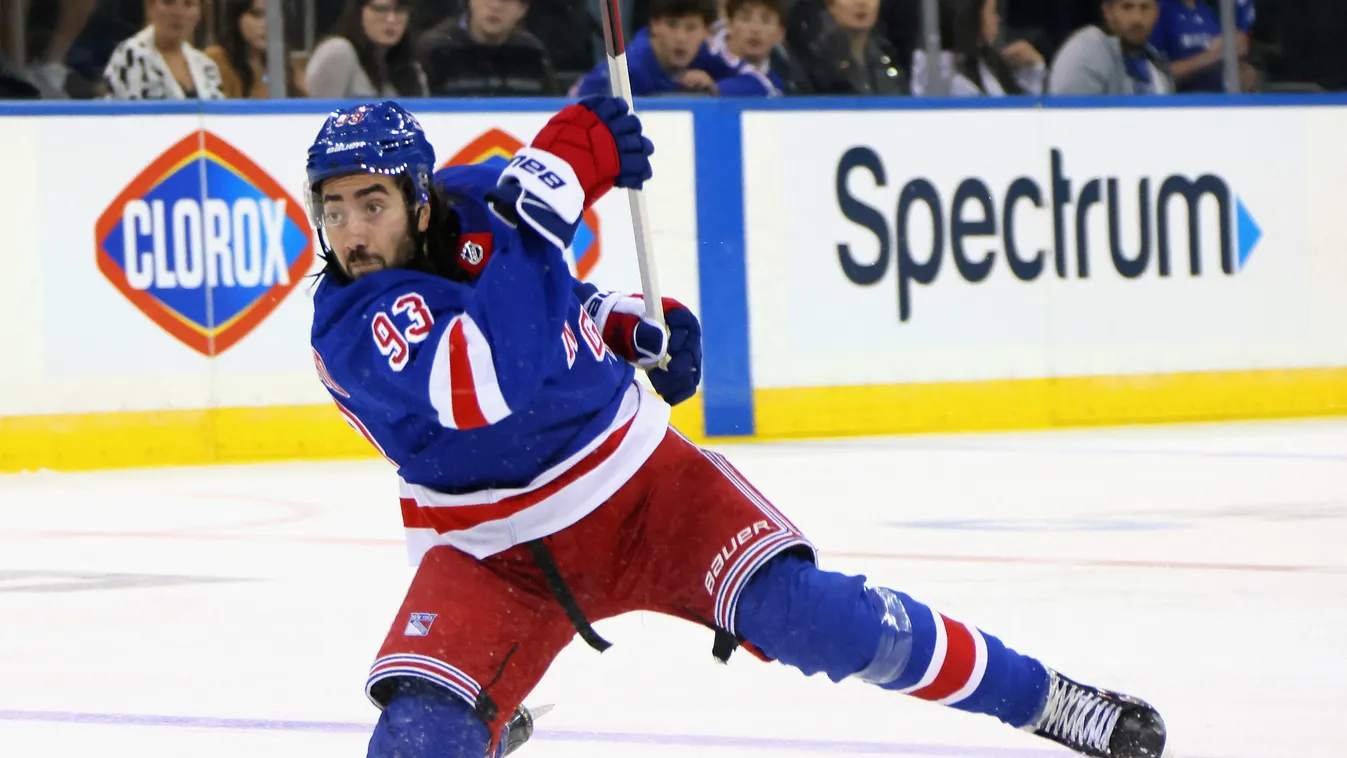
1027, 670, 1170, 758
494, 703, 552, 757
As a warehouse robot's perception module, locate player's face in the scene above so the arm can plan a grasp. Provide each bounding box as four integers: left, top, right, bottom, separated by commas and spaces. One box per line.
726, 6, 783, 64
1103, 0, 1158, 46
650, 15, 710, 70
319, 174, 426, 281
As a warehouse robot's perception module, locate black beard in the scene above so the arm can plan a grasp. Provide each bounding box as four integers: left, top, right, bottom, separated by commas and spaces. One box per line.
341, 232, 420, 280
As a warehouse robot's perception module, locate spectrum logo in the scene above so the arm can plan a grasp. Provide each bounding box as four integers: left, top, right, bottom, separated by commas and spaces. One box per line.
836, 147, 1265, 323
95, 131, 314, 356
439, 128, 602, 280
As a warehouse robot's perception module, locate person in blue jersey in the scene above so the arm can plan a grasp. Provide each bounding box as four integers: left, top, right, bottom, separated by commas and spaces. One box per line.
701, 0, 789, 95
571, 0, 718, 96
573, 0, 783, 97
1149, 0, 1255, 92
305, 98, 1175, 758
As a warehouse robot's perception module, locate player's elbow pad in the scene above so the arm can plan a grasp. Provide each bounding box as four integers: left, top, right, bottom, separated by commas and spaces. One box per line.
487, 148, 585, 251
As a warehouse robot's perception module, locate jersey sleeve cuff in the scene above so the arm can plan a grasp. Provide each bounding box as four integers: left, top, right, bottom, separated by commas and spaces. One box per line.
500, 147, 584, 224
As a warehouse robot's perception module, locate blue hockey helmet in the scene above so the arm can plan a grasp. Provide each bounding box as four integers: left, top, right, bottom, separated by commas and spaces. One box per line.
305, 101, 436, 254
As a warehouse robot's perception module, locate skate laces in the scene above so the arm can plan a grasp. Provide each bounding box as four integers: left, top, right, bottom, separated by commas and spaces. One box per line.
1037, 673, 1123, 755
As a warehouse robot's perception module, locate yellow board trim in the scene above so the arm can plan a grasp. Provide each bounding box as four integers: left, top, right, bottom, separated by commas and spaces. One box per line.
754, 367, 1347, 439
0, 395, 706, 474
3, 368, 1346, 473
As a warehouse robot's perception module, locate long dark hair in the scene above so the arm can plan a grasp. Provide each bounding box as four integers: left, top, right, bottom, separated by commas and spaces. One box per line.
939, 0, 1022, 95
218, 0, 298, 96
326, 0, 424, 97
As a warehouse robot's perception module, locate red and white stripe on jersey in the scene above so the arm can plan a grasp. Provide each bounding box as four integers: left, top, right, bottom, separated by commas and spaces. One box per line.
561, 323, 578, 368
578, 307, 606, 361
427, 313, 511, 430
313, 348, 349, 397
334, 399, 397, 467
896, 608, 990, 705
366, 653, 480, 710
695, 445, 815, 635
399, 383, 671, 562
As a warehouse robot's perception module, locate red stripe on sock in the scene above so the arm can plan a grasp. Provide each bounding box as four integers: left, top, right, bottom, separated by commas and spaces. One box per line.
910, 615, 977, 702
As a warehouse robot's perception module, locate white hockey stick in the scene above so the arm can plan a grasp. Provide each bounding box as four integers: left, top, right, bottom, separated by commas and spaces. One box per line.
596, 0, 670, 368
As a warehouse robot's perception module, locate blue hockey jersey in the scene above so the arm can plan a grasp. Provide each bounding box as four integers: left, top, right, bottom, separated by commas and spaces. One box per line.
310, 165, 671, 562
702, 27, 785, 97
1150, 0, 1255, 93
572, 27, 781, 97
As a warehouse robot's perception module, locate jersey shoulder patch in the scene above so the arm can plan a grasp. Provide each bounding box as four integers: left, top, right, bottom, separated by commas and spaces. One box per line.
457, 231, 494, 277
433, 168, 509, 280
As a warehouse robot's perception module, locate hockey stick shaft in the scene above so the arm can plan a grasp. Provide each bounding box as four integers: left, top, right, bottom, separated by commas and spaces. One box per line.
597, 0, 668, 342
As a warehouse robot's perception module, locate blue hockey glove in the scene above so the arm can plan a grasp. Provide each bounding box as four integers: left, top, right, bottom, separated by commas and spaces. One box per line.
580, 288, 701, 406
647, 303, 701, 406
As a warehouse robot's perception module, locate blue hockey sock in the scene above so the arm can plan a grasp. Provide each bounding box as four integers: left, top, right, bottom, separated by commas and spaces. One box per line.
736, 553, 1049, 728
367, 678, 493, 758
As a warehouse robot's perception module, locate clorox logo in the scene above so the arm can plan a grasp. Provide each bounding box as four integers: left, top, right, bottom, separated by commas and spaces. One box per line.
96, 131, 315, 355
442, 128, 602, 279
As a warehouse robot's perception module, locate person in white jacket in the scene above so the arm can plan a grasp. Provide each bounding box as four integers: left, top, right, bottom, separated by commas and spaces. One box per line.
911, 0, 1045, 96
103, 0, 223, 100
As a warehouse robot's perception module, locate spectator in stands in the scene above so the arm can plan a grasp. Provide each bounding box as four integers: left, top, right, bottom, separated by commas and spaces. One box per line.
911, 0, 1045, 96
704, 0, 788, 95
571, 0, 721, 96
1047, 0, 1173, 95
306, 0, 428, 98
418, 0, 557, 96
1148, 0, 1254, 92
205, 0, 306, 98
103, 0, 223, 99
782, 0, 908, 94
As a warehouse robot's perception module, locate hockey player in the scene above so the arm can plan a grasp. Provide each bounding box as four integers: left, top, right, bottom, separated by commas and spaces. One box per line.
305, 97, 1172, 758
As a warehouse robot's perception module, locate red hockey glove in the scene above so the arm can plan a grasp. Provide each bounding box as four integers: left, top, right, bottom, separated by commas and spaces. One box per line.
494, 98, 654, 251
528, 96, 655, 210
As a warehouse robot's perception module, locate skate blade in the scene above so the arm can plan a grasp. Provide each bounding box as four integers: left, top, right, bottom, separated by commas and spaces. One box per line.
525, 703, 554, 720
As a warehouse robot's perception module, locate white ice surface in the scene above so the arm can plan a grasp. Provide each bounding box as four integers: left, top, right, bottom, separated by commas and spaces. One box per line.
2, 419, 1345, 757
